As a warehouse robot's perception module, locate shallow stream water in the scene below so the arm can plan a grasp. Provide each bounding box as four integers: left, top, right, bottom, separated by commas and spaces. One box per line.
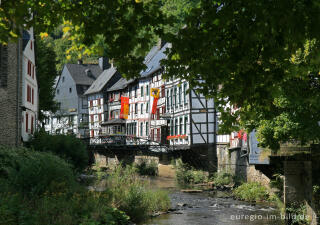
144, 177, 284, 225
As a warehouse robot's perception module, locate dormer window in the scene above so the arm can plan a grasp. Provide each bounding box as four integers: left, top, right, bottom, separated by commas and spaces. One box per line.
69, 87, 72, 93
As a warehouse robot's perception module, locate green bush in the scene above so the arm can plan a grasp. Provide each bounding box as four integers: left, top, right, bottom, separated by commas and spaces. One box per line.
0, 146, 77, 196
175, 158, 208, 185
0, 146, 129, 225
286, 202, 309, 225
29, 131, 89, 171
106, 165, 170, 223
233, 182, 269, 202
134, 158, 158, 176
212, 171, 234, 186
0, 190, 129, 225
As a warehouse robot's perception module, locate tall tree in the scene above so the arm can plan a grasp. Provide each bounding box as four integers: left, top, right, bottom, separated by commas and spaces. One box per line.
163, 0, 320, 150
35, 37, 58, 121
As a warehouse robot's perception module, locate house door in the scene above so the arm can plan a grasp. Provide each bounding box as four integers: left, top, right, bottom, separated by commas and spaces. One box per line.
161, 125, 169, 145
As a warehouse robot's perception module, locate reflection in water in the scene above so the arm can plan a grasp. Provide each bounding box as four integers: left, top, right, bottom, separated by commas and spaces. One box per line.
144, 177, 284, 225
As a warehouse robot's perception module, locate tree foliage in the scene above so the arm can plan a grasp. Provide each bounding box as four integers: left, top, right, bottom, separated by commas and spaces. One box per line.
1, 0, 320, 149
163, 0, 320, 149
35, 37, 59, 119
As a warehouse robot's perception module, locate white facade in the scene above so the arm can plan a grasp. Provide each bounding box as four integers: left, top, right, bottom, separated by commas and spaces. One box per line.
21, 28, 38, 142
88, 93, 105, 137
126, 78, 151, 139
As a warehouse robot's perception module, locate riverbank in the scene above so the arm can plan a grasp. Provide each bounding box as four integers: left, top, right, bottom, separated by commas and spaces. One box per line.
144, 177, 284, 225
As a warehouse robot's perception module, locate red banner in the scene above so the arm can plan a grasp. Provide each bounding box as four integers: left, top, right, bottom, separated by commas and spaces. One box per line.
151, 97, 159, 114
120, 96, 129, 119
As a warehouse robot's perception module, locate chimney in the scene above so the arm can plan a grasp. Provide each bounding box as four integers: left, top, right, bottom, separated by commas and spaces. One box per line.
77, 59, 83, 64
99, 57, 111, 70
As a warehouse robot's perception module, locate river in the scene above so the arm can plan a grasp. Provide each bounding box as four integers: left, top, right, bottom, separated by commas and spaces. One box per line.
144, 177, 284, 225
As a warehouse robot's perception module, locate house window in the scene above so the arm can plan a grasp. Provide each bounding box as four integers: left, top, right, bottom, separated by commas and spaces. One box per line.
175, 118, 178, 135
174, 87, 177, 108
57, 89, 59, 95
179, 117, 183, 135
140, 122, 143, 136
140, 103, 143, 114
135, 103, 138, 114
170, 89, 173, 108
157, 128, 160, 142
134, 86, 137, 98
62, 76, 65, 82
98, 114, 102, 122
184, 116, 188, 134
146, 85, 149, 96
30, 40, 32, 50
25, 113, 29, 133
69, 87, 72, 93
146, 122, 149, 136
162, 105, 166, 114
146, 102, 149, 113
90, 115, 94, 123
141, 86, 144, 97
27, 61, 31, 75
184, 82, 188, 104
156, 108, 160, 120
179, 86, 182, 106
90, 100, 93, 108
166, 90, 170, 110
161, 85, 165, 98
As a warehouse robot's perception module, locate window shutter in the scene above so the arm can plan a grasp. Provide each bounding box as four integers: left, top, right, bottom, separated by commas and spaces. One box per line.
0, 45, 8, 87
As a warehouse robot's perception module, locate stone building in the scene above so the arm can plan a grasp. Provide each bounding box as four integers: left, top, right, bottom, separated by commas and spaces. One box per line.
0, 41, 23, 146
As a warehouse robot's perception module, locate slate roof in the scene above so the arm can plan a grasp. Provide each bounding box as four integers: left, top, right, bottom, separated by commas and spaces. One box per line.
107, 77, 134, 92
84, 66, 117, 95
65, 64, 103, 86
22, 30, 30, 51
140, 43, 171, 78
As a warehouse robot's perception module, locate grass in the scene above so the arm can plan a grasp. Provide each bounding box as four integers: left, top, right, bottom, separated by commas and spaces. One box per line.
174, 158, 208, 186
134, 157, 158, 176
212, 171, 234, 187
105, 165, 170, 223
233, 182, 270, 202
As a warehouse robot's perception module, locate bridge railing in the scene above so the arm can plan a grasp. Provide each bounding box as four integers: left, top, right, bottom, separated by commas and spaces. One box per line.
86, 135, 172, 152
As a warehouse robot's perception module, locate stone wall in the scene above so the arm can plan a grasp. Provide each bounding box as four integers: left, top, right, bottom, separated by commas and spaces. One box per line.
217, 144, 248, 181
247, 165, 271, 189
217, 144, 275, 189
0, 41, 22, 146
284, 160, 316, 225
